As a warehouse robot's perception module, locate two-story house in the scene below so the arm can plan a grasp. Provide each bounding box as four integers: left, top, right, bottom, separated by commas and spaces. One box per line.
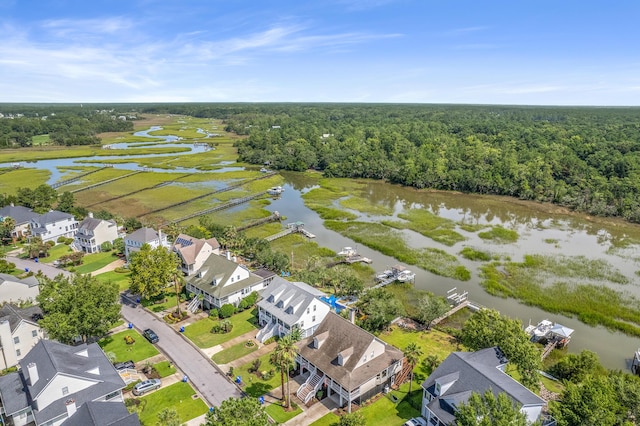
0, 204, 38, 239
124, 227, 170, 262
0, 273, 40, 305
0, 304, 45, 370
295, 312, 404, 409
29, 210, 78, 243
0, 340, 136, 426
172, 233, 220, 276
421, 347, 546, 425
256, 277, 330, 343
74, 213, 119, 254
185, 253, 269, 309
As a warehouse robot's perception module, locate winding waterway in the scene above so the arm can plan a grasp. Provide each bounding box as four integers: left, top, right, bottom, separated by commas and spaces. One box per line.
265, 172, 640, 371
4, 127, 640, 370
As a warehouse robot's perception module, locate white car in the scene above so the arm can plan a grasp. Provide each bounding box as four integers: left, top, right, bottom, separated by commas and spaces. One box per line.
403, 417, 427, 426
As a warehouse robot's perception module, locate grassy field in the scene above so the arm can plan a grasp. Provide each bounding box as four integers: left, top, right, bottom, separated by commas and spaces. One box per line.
383, 208, 466, 246
234, 351, 281, 397
153, 360, 177, 378
136, 382, 208, 425
183, 309, 257, 348
265, 402, 302, 424
73, 251, 119, 274
95, 269, 131, 291
379, 326, 462, 367
478, 225, 519, 243
99, 329, 159, 363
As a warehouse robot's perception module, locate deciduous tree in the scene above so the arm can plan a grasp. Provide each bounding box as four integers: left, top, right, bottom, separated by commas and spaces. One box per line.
203, 397, 268, 426
128, 244, 179, 300
37, 273, 120, 344
455, 391, 529, 426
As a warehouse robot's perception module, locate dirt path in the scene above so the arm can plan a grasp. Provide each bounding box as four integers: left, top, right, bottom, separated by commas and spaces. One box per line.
91, 258, 125, 276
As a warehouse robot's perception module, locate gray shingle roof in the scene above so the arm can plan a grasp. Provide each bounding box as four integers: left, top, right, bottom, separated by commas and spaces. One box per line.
0, 371, 29, 415
78, 217, 116, 232
0, 304, 42, 332
62, 401, 141, 426
0, 273, 39, 289
187, 253, 263, 299
297, 312, 403, 391
258, 277, 326, 325
32, 210, 75, 225
7, 340, 127, 424
0, 205, 37, 225
126, 227, 160, 243
421, 347, 544, 424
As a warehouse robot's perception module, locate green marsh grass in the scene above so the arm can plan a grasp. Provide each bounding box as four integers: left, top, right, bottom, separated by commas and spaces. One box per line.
383, 209, 465, 246
325, 221, 471, 281
478, 225, 519, 243
459, 247, 492, 261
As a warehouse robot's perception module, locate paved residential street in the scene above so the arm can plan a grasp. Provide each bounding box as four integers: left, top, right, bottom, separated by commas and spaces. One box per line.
7, 256, 72, 279
120, 298, 242, 408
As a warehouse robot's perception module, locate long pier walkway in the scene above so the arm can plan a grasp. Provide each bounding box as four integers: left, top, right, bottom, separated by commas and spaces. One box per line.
170, 192, 268, 224
265, 222, 316, 242
51, 167, 110, 189
85, 173, 193, 207
71, 171, 143, 193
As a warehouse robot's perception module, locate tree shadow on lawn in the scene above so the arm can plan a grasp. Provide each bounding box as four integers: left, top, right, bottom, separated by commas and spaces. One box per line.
244, 382, 274, 398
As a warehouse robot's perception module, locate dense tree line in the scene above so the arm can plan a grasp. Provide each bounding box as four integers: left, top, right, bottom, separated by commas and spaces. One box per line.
0, 105, 133, 147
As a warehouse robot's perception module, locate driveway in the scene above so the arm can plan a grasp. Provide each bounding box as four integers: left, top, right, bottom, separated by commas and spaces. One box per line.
7, 256, 72, 279
120, 297, 242, 407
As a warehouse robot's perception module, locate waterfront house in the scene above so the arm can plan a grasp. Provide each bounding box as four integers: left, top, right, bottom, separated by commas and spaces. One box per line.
256, 277, 330, 343
0, 304, 44, 370
295, 312, 404, 409
185, 253, 270, 309
0, 340, 134, 426
124, 227, 170, 262
421, 347, 545, 425
28, 210, 78, 244
171, 233, 220, 276
74, 213, 119, 254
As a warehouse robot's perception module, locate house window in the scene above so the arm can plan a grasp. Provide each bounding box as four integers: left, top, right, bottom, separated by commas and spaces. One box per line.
62, 386, 69, 396
231, 277, 234, 283
106, 390, 120, 400
32, 330, 38, 338
16, 349, 21, 357
313, 305, 316, 311
307, 308, 310, 314
13, 336, 19, 344
237, 275, 240, 280
312, 316, 316, 322
300, 321, 304, 328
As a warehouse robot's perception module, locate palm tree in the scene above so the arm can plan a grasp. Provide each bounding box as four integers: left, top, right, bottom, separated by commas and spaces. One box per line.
172, 270, 186, 318
1, 217, 16, 246
404, 343, 423, 394
270, 335, 297, 408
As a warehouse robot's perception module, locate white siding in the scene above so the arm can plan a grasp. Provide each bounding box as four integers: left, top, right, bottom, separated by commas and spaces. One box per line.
35, 374, 99, 409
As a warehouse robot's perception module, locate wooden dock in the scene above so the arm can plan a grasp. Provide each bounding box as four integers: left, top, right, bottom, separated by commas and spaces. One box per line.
265, 222, 315, 242
70, 171, 143, 193
51, 167, 110, 189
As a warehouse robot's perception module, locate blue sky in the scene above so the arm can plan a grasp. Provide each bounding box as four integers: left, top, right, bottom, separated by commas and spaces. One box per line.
1, 0, 638, 105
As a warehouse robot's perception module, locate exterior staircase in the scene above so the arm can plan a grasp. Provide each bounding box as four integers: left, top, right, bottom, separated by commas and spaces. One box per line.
187, 297, 200, 313
297, 372, 324, 404
118, 368, 139, 384
256, 321, 278, 343
392, 359, 412, 389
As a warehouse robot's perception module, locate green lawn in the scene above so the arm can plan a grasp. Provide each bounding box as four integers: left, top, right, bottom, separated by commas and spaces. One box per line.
379, 326, 462, 364
43, 244, 73, 262
141, 291, 179, 313
184, 309, 257, 348
212, 340, 258, 365
98, 329, 159, 363
265, 402, 302, 423
74, 251, 119, 274
136, 382, 208, 425
310, 412, 340, 426
235, 352, 281, 397
153, 360, 177, 378
95, 269, 131, 291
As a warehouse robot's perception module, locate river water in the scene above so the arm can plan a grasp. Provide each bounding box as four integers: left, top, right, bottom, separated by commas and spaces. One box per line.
264, 172, 640, 371
5, 127, 640, 370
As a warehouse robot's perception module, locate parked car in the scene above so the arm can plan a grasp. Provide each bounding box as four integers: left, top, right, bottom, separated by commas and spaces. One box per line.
114, 360, 135, 370
403, 418, 427, 426
143, 328, 159, 343
132, 379, 162, 396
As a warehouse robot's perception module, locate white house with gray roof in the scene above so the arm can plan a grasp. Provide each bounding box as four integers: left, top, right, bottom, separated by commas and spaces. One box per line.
0, 340, 132, 426
74, 213, 119, 254
421, 347, 546, 425
0, 273, 40, 306
256, 277, 330, 343
0, 304, 44, 370
29, 210, 78, 243
185, 253, 268, 309
124, 227, 170, 262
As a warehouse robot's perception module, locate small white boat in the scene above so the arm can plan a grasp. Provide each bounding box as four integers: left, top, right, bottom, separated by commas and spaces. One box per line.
267, 186, 284, 196
375, 269, 393, 281
260, 167, 269, 173
396, 271, 415, 282
337, 247, 357, 257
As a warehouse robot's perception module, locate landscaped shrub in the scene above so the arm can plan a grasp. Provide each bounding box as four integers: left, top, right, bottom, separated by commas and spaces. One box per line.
114, 266, 128, 273
209, 308, 219, 319
263, 336, 277, 345
124, 335, 135, 345
100, 241, 113, 252
219, 303, 235, 318
249, 359, 261, 373
211, 320, 233, 334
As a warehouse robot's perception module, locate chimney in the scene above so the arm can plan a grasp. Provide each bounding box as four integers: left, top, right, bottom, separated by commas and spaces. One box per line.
349, 309, 356, 324
226, 250, 231, 261
65, 399, 77, 418
27, 362, 39, 385
88, 212, 93, 218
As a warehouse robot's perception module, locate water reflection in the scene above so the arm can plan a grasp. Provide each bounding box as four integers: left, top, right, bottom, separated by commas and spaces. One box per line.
274, 172, 640, 370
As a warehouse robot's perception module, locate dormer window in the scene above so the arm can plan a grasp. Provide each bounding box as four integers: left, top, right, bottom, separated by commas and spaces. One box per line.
268, 295, 275, 303
338, 347, 353, 366
277, 301, 284, 308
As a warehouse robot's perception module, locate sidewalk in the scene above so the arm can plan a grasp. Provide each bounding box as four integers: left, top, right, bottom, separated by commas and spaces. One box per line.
91, 258, 125, 276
